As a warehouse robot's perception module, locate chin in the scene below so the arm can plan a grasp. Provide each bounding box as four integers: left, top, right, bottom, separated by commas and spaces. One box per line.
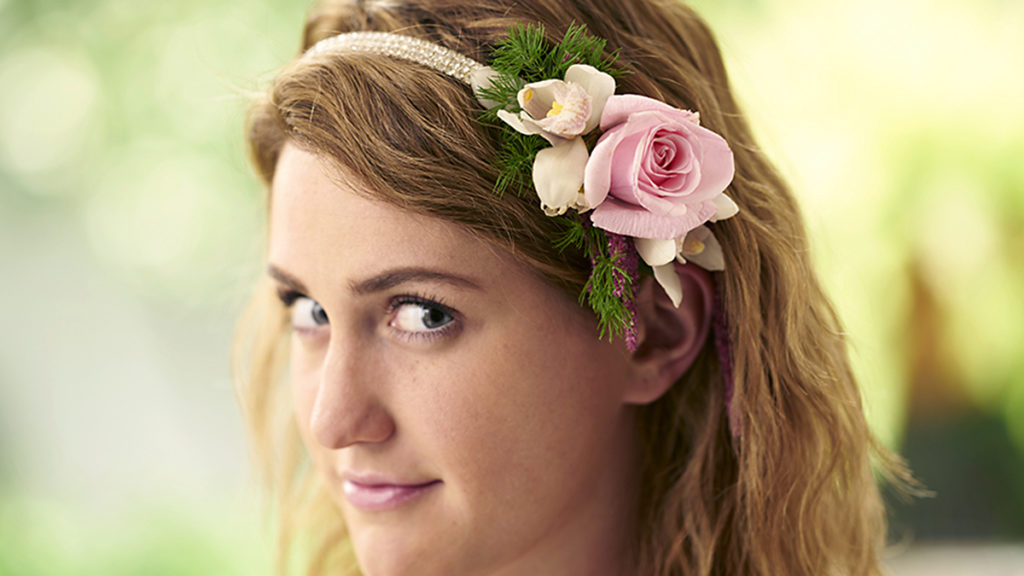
349, 522, 446, 576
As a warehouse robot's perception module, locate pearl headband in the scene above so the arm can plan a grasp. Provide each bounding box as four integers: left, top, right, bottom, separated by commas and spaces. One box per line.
306, 31, 498, 97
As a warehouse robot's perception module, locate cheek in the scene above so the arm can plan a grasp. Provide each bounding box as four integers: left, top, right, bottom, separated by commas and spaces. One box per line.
426, 322, 628, 494
289, 339, 323, 431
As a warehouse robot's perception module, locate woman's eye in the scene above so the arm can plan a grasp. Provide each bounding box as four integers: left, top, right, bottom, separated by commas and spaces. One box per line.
390, 301, 455, 333
291, 296, 329, 330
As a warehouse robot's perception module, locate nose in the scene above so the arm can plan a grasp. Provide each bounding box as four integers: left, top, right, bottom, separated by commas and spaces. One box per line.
308, 336, 395, 450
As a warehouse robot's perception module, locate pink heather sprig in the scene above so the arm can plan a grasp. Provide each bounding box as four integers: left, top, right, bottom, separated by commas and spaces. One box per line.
607, 233, 640, 351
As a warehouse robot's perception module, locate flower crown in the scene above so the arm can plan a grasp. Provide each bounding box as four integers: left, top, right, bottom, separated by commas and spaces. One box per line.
305, 25, 738, 350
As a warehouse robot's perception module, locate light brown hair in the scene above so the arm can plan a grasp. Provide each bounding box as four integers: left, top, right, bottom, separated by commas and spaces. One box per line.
236, 0, 911, 574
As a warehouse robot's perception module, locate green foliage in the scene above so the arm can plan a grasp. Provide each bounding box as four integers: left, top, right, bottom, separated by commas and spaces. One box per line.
585, 238, 630, 340
488, 22, 624, 83
555, 218, 635, 341
488, 23, 551, 83
492, 129, 545, 198
553, 215, 590, 253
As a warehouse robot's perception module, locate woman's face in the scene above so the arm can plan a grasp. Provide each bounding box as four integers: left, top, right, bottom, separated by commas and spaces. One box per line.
268, 143, 641, 576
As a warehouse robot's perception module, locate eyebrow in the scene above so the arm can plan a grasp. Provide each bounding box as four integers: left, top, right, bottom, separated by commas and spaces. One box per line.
266, 264, 482, 295
267, 264, 308, 293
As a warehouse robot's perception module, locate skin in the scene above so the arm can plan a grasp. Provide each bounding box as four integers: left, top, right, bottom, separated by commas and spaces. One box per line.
267, 143, 651, 576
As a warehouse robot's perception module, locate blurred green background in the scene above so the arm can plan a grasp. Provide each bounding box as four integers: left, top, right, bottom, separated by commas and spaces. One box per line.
1, 0, 1021, 573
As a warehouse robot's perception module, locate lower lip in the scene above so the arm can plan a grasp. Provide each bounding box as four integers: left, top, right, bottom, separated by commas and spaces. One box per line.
342, 480, 441, 511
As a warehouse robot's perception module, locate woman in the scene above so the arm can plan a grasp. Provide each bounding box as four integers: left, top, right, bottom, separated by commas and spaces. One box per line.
235, 0, 910, 574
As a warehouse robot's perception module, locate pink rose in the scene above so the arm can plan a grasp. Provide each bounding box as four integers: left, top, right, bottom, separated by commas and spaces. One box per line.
583, 94, 735, 239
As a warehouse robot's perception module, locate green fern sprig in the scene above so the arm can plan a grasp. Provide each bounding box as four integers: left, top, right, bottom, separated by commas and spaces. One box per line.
493, 132, 545, 197
489, 23, 551, 82
583, 234, 632, 340
554, 216, 589, 253
554, 217, 634, 339
477, 72, 525, 123
551, 23, 625, 79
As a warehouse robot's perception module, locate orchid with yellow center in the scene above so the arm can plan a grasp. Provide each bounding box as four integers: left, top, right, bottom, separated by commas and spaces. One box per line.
496, 64, 616, 216
634, 218, 736, 307
514, 80, 592, 139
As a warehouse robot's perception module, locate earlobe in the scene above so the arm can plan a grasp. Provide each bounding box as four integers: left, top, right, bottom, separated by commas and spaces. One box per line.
623, 262, 714, 405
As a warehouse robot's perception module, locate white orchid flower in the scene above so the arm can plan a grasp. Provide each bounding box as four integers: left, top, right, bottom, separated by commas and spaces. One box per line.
635, 236, 685, 307
709, 193, 739, 222
532, 138, 590, 216
634, 224, 727, 307
677, 225, 726, 271
496, 64, 616, 215
497, 64, 615, 142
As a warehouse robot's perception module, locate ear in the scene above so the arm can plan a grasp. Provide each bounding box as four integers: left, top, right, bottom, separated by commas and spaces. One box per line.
623, 262, 713, 405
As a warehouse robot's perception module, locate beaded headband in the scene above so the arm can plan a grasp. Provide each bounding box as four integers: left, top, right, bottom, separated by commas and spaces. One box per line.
303, 25, 739, 353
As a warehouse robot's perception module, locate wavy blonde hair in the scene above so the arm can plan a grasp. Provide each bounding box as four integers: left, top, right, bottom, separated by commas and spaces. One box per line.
235, 0, 911, 574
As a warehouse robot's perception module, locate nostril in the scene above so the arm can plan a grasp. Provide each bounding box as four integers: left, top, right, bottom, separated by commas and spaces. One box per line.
310, 394, 395, 450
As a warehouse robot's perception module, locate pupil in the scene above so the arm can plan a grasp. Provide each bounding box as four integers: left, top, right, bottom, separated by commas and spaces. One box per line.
312, 303, 328, 324
423, 307, 447, 328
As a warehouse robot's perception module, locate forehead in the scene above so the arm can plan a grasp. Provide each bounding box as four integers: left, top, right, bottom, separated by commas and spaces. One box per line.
268, 143, 507, 285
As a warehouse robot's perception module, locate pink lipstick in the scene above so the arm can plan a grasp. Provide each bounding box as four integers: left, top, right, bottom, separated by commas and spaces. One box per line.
342, 477, 441, 511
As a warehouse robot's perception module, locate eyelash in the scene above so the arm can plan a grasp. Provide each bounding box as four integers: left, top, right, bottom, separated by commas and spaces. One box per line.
274, 288, 460, 342
275, 288, 327, 336
276, 288, 303, 308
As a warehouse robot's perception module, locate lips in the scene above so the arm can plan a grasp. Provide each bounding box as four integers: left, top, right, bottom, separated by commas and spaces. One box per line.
341, 475, 441, 512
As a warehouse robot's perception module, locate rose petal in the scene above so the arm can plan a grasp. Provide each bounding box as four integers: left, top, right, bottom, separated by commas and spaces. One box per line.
688, 128, 734, 201
653, 263, 683, 308
653, 133, 690, 175
600, 95, 699, 131
635, 119, 733, 205
605, 130, 648, 204
634, 237, 678, 267
710, 193, 739, 222
565, 64, 616, 134
533, 137, 588, 215
636, 137, 700, 216
591, 196, 717, 239
583, 127, 626, 208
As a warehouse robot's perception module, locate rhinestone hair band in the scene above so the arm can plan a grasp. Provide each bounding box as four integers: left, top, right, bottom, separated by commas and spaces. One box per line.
305, 31, 499, 97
